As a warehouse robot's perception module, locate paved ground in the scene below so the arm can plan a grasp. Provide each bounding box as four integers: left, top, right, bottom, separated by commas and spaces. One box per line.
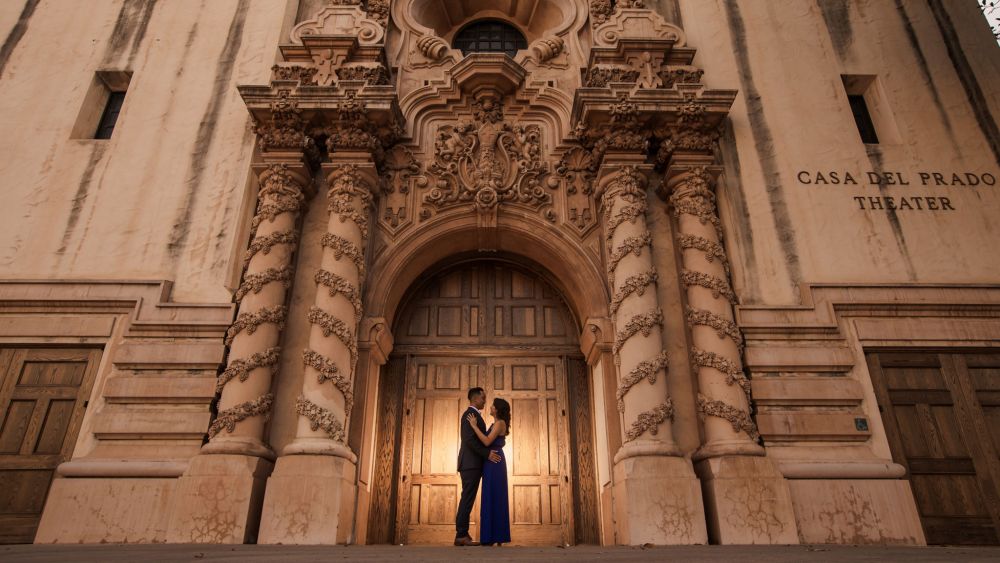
2, 544, 999, 562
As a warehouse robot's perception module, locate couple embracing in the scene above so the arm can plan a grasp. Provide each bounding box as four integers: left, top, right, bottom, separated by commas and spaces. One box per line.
454, 387, 512, 547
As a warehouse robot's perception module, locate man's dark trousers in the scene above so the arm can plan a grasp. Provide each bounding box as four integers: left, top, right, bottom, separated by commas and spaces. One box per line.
456, 405, 491, 539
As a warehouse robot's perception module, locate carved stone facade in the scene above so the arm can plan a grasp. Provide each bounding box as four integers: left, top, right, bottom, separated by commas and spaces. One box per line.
1, 0, 999, 550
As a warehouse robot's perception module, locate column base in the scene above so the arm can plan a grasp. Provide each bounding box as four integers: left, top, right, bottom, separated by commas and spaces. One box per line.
257, 454, 357, 545
165, 454, 274, 544
200, 435, 276, 460
695, 455, 799, 545
612, 455, 707, 545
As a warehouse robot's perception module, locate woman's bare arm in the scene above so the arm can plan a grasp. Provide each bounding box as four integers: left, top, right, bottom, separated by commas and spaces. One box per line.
465, 414, 506, 446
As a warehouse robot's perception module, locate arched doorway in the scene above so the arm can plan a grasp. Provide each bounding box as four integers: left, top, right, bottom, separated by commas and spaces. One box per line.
366, 258, 600, 545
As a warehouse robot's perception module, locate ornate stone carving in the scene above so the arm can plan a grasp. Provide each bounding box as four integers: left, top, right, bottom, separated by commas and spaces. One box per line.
549, 147, 597, 235
697, 394, 759, 441
680, 269, 737, 305
302, 349, 354, 416
337, 64, 391, 85
616, 351, 669, 412
591, 96, 648, 162
660, 67, 704, 89
691, 347, 751, 398
589, 0, 614, 25
225, 306, 287, 346
584, 66, 640, 87
244, 230, 299, 267
295, 395, 346, 443
254, 91, 308, 153
416, 35, 449, 60
321, 233, 366, 282
208, 393, 273, 438
531, 36, 564, 63
254, 164, 307, 227
613, 309, 664, 360
608, 232, 653, 279
327, 163, 375, 242
425, 91, 550, 214
685, 306, 743, 350
216, 347, 281, 393
290, 4, 384, 45
676, 233, 728, 270
271, 64, 318, 85
326, 92, 382, 157
380, 145, 423, 233
610, 270, 658, 316
314, 268, 362, 321
235, 266, 293, 302
657, 95, 721, 165
307, 306, 359, 367
593, 5, 685, 47
624, 400, 674, 442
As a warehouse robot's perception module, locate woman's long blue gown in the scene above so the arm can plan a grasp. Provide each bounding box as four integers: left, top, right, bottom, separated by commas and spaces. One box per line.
479, 427, 511, 544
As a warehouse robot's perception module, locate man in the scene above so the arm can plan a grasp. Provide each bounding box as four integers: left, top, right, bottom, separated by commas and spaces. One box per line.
455, 387, 501, 546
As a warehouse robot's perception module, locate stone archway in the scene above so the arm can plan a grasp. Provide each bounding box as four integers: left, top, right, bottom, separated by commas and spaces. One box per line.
363, 256, 600, 546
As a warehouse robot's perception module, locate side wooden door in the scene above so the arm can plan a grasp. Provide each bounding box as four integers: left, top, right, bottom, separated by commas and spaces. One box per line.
490, 356, 572, 546
0, 348, 101, 544
397, 356, 485, 544
867, 351, 1000, 545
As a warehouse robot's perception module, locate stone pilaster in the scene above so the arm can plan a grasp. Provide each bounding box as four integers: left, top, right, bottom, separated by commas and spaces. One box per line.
167, 94, 315, 543
659, 97, 798, 544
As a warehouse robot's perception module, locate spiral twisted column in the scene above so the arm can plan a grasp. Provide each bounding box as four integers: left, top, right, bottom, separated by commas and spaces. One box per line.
202, 157, 311, 459
664, 165, 763, 459
283, 159, 376, 459
598, 164, 680, 460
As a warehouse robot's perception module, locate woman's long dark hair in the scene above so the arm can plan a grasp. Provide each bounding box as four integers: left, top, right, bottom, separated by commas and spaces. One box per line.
493, 398, 511, 435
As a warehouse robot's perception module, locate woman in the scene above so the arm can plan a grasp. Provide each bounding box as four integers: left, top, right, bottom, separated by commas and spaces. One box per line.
465, 397, 511, 546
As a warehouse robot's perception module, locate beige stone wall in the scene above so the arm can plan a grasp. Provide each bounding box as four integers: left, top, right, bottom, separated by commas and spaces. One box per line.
679, 0, 1000, 305
0, 0, 297, 303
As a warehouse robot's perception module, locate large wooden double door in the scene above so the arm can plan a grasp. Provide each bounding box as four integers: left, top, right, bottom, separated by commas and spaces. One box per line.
367, 261, 599, 545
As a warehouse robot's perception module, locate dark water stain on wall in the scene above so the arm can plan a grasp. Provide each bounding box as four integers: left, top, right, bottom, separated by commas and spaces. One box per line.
926, 0, 1000, 167
102, 0, 157, 66
0, 0, 41, 80
722, 0, 803, 298
893, 1, 958, 150
57, 143, 108, 257
817, 0, 853, 60
718, 122, 761, 303
166, 0, 250, 258
865, 146, 917, 280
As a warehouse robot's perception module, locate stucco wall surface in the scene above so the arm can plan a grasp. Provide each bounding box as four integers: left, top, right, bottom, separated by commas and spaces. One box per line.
0, 0, 295, 303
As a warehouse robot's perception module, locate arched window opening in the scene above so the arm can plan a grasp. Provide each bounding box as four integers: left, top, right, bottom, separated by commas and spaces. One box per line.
453, 20, 527, 57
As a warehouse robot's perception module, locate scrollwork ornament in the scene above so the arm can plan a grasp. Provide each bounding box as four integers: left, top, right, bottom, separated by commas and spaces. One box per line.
697, 394, 759, 440
624, 400, 674, 442
226, 306, 287, 346
295, 395, 346, 443
208, 393, 273, 438
616, 351, 669, 412
613, 309, 664, 361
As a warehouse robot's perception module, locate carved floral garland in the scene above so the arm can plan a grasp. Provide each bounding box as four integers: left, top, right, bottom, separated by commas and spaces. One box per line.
610, 270, 658, 316
208, 393, 273, 438
690, 347, 751, 399
216, 346, 281, 393
676, 233, 728, 269
314, 269, 362, 321
607, 232, 653, 281
296, 395, 346, 443
302, 349, 354, 417
613, 309, 664, 362
327, 165, 374, 243
697, 394, 759, 440
244, 230, 299, 266
685, 306, 743, 350
307, 306, 359, 367
321, 233, 366, 282
616, 351, 669, 412
680, 269, 737, 305
624, 400, 674, 443
235, 266, 293, 302
225, 305, 287, 346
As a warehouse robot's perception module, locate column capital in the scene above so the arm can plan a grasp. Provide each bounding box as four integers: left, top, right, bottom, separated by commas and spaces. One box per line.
658, 164, 723, 202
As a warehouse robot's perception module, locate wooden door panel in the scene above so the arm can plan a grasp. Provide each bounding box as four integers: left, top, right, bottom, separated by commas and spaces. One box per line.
867, 351, 1000, 545
0, 348, 100, 544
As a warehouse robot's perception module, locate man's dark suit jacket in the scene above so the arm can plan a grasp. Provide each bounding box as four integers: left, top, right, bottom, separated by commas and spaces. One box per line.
457, 405, 492, 471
